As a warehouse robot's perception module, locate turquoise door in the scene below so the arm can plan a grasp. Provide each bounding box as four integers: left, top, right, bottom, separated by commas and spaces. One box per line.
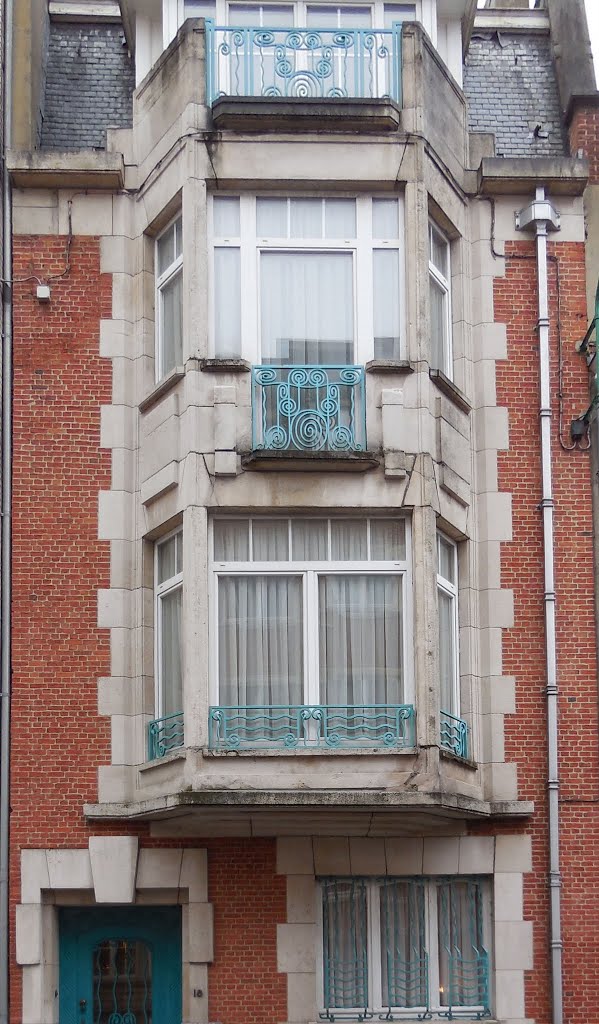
59, 906, 182, 1024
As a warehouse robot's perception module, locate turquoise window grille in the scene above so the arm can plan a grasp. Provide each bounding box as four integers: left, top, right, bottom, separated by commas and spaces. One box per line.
320, 877, 491, 1021
147, 710, 184, 759
440, 710, 469, 760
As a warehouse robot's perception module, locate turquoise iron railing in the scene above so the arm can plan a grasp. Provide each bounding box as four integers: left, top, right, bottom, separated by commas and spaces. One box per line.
440, 710, 469, 760
208, 703, 415, 750
251, 364, 367, 453
322, 878, 370, 1019
205, 21, 402, 105
381, 879, 429, 1016
147, 710, 184, 759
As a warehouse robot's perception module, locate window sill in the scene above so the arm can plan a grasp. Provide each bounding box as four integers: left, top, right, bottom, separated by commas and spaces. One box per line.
440, 747, 478, 770
139, 366, 185, 413
366, 359, 415, 374
242, 450, 380, 472
199, 357, 251, 373
204, 745, 417, 758
139, 748, 186, 771
211, 95, 402, 133
429, 368, 471, 414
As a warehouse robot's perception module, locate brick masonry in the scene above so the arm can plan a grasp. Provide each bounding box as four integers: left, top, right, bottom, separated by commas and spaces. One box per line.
492, 240, 599, 1023
41, 23, 135, 150
569, 105, 599, 184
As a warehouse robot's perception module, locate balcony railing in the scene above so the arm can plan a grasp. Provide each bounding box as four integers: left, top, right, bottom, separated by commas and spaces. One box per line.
205, 21, 402, 105
251, 364, 367, 453
208, 703, 415, 750
440, 710, 469, 759
147, 711, 184, 760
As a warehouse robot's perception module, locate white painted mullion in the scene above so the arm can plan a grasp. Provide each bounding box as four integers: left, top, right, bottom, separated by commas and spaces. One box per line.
355, 195, 371, 364
242, 196, 259, 363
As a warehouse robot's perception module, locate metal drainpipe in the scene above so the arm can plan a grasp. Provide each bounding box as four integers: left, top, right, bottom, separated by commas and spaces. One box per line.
0, 0, 14, 1018
516, 186, 563, 1024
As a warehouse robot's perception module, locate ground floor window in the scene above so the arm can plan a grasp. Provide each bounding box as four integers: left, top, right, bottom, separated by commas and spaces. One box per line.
321, 876, 491, 1019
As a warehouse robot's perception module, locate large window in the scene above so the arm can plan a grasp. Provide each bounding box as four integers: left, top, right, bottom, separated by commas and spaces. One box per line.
211, 517, 410, 708
429, 220, 452, 377
437, 532, 459, 717
210, 195, 404, 364
155, 529, 183, 718
321, 876, 491, 1018
155, 215, 183, 380
184, 0, 417, 25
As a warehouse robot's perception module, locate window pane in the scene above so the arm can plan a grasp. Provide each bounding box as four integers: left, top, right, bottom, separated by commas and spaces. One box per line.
306, 5, 339, 26
325, 199, 356, 239
439, 587, 457, 713
322, 879, 369, 1011
218, 575, 303, 705
370, 520, 406, 560
437, 881, 488, 1009
330, 520, 367, 560
430, 274, 447, 372
257, 197, 288, 236
292, 519, 328, 560
373, 249, 400, 360
175, 532, 183, 574
253, 519, 289, 560
214, 520, 249, 561
174, 216, 183, 258
383, 3, 416, 27
260, 251, 354, 364
160, 268, 183, 372
373, 198, 399, 238
438, 534, 455, 583
92, 940, 153, 1020
338, 5, 371, 26
229, 3, 262, 24
213, 196, 240, 236
319, 575, 403, 704
160, 587, 182, 715
430, 224, 448, 277
185, 0, 216, 16
157, 223, 175, 276
214, 247, 241, 357
290, 198, 322, 238
380, 880, 427, 1008
158, 535, 177, 583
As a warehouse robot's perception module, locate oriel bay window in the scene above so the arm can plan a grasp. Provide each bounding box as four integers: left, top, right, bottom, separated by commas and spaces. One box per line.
209, 516, 414, 749
321, 876, 491, 1020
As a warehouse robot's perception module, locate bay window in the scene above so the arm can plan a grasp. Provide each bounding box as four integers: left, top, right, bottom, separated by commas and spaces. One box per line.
183, 0, 417, 26
321, 876, 491, 1019
437, 531, 468, 759
209, 516, 413, 748
155, 215, 183, 380
210, 195, 404, 364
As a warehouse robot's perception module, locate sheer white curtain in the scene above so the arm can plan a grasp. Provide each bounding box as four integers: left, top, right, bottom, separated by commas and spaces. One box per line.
380, 882, 426, 1008
160, 587, 182, 715
319, 574, 403, 705
218, 575, 303, 705
260, 251, 354, 364
323, 880, 368, 1009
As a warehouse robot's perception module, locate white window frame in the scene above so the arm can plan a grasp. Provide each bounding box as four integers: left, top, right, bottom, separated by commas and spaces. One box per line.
318, 876, 492, 1019
154, 527, 184, 718
155, 213, 183, 382
209, 194, 405, 365
428, 219, 453, 378
209, 516, 413, 706
436, 531, 459, 717
181, 0, 420, 26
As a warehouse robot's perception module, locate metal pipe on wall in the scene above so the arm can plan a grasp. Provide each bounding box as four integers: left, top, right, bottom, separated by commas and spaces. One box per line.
0, 0, 14, 1018
517, 185, 563, 1024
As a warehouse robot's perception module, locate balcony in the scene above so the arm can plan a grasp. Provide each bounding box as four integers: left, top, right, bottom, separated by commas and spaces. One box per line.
440, 710, 469, 760
245, 364, 378, 470
205, 21, 403, 131
208, 703, 416, 750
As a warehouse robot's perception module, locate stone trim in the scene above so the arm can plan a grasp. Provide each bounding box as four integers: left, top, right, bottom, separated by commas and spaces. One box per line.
17, 839, 213, 1024
276, 835, 532, 1024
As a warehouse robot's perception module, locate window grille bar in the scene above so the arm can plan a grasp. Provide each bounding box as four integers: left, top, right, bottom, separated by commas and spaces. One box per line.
208, 704, 415, 750
147, 711, 184, 759
251, 364, 367, 453
438, 880, 491, 1020
440, 710, 469, 760
205, 23, 403, 105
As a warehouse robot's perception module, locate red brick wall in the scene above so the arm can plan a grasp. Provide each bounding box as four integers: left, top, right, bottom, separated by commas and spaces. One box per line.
569, 105, 599, 183
494, 240, 599, 1023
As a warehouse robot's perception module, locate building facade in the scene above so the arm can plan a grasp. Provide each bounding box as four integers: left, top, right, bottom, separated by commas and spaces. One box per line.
4, 0, 599, 1022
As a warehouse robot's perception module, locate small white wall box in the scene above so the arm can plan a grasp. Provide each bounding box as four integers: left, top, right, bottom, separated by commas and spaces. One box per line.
36, 284, 51, 302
